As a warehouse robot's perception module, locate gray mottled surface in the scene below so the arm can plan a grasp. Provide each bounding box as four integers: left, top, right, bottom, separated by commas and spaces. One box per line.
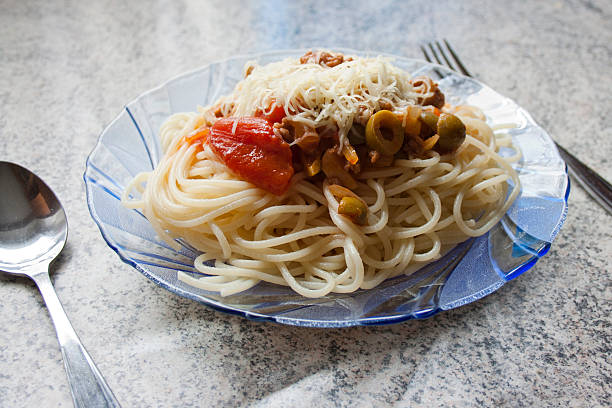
0, 0, 611, 407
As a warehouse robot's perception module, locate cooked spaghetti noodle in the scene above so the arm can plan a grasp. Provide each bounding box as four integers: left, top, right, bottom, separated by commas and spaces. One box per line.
122, 52, 521, 298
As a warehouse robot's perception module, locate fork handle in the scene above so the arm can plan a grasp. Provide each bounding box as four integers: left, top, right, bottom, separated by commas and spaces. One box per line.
555, 142, 612, 214
31, 270, 121, 408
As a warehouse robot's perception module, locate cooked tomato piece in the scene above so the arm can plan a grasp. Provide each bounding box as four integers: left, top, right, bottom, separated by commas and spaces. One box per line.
208, 117, 294, 195
255, 101, 286, 124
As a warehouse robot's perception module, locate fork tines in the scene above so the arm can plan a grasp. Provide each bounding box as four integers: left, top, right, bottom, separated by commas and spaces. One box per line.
420, 40, 472, 78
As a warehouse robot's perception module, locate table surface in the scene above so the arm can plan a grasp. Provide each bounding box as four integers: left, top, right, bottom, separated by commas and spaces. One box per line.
1, 0, 611, 407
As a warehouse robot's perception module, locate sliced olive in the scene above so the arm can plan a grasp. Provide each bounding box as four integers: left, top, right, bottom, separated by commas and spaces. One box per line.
418, 111, 439, 139
338, 197, 367, 224
420, 111, 439, 132
436, 113, 466, 153
365, 110, 404, 155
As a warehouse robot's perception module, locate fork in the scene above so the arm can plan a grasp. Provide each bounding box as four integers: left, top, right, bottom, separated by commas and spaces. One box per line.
421, 40, 612, 215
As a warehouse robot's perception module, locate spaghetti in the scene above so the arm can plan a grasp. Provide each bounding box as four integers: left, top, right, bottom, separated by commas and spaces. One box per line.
122, 51, 521, 298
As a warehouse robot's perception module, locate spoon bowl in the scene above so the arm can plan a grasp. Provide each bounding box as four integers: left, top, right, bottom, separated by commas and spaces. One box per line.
0, 162, 67, 273
0, 161, 120, 407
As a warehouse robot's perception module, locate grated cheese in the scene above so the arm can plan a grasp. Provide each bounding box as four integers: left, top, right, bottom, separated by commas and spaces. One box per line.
214, 54, 423, 149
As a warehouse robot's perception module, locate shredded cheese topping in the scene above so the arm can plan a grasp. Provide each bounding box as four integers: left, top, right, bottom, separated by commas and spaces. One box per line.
208, 55, 422, 149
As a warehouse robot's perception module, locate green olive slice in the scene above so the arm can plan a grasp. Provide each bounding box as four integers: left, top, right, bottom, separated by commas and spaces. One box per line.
365, 110, 404, 155
436, 113, 466, 154
338, 197, 367, 224
419, 111, 439, 132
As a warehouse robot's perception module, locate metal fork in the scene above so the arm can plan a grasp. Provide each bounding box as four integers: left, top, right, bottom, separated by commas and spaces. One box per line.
421, 39, 612, 215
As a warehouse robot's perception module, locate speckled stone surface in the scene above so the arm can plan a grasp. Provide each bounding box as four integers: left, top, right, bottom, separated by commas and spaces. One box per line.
0, 0, 610, 407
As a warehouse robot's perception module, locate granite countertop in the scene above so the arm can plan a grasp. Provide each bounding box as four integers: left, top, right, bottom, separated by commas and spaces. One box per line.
1, 0, 610, 407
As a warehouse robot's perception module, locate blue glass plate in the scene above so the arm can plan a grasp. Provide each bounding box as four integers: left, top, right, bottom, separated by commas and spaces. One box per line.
84, 49, 569, 327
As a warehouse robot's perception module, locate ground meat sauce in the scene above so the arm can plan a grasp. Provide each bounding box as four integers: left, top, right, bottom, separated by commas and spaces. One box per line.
299, 50, 353, 67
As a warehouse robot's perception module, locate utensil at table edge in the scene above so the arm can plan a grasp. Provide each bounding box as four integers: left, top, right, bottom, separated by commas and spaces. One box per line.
0, 161, 120, 408
421, 39, 612, 215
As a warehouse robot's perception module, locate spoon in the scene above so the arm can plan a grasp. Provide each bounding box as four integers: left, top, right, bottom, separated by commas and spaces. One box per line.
0, 161, 120, 408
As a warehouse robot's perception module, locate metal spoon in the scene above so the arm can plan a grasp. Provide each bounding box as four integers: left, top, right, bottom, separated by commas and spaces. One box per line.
0, 161, 120, 408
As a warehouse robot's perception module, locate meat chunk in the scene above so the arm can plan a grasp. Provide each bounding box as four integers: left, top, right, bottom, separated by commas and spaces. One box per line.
300, 50, 352, 68
409, 76, 445, 109
275, 118, 320, 154
378, 100, 393, 111
273, 122, 292, 143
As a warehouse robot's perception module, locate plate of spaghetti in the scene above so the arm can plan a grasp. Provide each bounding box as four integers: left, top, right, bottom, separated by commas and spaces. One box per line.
85, 49, 569, 327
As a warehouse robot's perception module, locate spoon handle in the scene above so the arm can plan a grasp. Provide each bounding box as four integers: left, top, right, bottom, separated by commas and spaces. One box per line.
31, 270, 121, 408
